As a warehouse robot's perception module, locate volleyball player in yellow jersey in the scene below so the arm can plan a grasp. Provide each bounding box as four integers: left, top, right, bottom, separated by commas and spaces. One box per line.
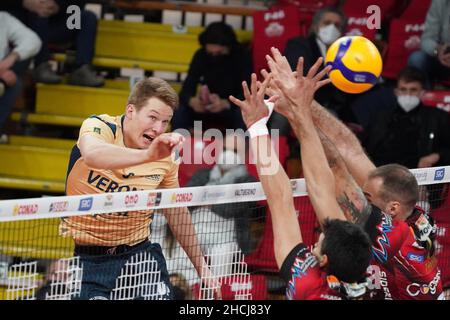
61, 77, 218, 300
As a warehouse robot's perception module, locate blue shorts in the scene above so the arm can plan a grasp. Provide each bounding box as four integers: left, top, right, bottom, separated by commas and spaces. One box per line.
73, 241, 174, 300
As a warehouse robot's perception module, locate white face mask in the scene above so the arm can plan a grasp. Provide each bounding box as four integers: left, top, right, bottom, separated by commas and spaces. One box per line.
217, 149, 242, 172
318, 24, 341, 45
397, 95, 420, 112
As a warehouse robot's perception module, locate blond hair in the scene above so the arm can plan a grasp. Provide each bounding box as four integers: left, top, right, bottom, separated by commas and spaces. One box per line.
127, 77, 179, 111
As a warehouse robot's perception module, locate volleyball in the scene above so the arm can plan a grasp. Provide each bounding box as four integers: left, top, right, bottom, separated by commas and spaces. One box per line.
325, 36, 383, 94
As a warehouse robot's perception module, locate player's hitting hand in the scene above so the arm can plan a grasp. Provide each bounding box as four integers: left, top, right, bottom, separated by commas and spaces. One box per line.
229, 73, 275, 129
268, 49, 331, 120
144, 132, 184, 162
264, 47, 331, 120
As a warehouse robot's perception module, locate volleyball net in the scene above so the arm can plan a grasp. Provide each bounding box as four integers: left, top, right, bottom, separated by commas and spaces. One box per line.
0, 166, 449, 300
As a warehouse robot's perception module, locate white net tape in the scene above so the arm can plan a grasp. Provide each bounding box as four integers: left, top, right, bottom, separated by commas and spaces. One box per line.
0, 166, 448, 223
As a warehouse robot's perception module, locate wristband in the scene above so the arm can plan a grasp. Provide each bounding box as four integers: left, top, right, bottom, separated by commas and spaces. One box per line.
248, 121, 269, 138
247, 99, 274, 139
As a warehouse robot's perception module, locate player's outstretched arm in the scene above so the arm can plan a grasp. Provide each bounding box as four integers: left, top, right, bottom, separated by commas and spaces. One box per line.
230, 73, 301, 269
310, 100, 376, 187
79, 132, 184, 170
267, 51, 346, 225
263, 47, 376, 188
317, 129, 372, 227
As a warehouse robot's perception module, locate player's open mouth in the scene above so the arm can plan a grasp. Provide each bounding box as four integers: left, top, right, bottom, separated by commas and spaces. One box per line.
143, 134, 154, 143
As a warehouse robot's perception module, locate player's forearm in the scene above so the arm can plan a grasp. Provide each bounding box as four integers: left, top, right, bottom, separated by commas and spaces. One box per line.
310, 101, 363, 157
163, 207, 206, 277
289, 110, 344, 223
250, 136, 294, 214
82, 142, 149, 170
250, 135, 302, 267
310, 100, 375, 186
318, 130, 371, 226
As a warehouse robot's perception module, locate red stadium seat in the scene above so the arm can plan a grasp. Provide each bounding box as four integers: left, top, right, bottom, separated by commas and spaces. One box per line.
382, 19, 425, 79
252, 4, 302, 76
398, 0, 432, 20
191, 274, 268, 300
421, 91, 450, 114
244, 196, 319, 273
276, 0, 339, 37
342, 0, 397, 40
381, 0, 431, 79
277, 0, 338, 12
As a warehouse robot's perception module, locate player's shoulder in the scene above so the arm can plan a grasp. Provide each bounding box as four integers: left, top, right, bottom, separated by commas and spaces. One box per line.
81, 114, 121, 135
366, 204, 409, 233
85, 114, 120, 125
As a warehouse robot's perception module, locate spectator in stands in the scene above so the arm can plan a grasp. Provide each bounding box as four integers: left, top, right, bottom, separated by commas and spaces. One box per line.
0, 11, 41, 139
1, 0, 104, 87
284, 7, 351, 118
172, 22, 251, 132
186, 133, 260, 255
408, 0, 450, 88
352, 67, 450, 168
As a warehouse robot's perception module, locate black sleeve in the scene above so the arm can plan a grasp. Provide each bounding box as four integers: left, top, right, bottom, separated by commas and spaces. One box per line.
0, 0, 24, 10
363, 204, 382, 244
279, 243, 309, 282
436, 110, 450, 166
179, 50, 204, 107
284, 38, 303, 71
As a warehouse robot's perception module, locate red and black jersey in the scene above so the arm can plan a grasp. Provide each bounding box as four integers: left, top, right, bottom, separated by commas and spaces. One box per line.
365, 205, 444, 300
280, 243, 367, 300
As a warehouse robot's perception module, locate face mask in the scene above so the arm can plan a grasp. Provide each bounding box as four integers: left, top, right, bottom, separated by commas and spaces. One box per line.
318, 24, 341, 45
206, 54, 228, 64
217, 149, 242, 172
397, 95, 420, 112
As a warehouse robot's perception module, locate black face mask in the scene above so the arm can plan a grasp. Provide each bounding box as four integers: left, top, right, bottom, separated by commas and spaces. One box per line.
206, 54, 229, 64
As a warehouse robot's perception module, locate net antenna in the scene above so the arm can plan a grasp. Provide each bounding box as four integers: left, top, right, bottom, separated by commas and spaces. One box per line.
110, 251, 170, 300
199, 244, 252, 300
6, 261, 38, 300
45, 256, 83, 300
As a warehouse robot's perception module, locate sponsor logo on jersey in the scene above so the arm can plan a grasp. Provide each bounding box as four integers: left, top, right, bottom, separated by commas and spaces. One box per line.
87, 170, 141, 192
122, 172, 135, 179
78, 197, 93, 211
144, 174, 162, 182
406, 270, 441, 297
366, 265, 392, 300
406, 252, 425, 263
